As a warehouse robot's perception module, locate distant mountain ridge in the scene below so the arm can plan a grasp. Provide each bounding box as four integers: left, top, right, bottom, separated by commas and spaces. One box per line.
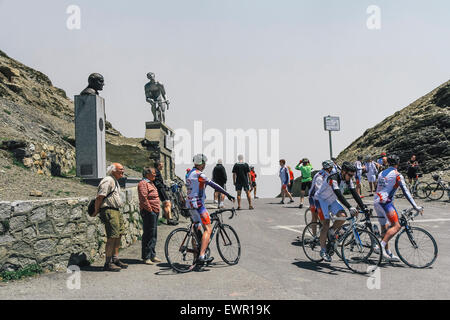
337, 79, 450, 174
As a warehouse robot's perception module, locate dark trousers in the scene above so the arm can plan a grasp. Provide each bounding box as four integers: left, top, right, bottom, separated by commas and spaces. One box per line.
141, 210, 159, 260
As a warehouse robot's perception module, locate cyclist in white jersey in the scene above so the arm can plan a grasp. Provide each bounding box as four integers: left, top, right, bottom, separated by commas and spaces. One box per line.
186, 154, 235, 263
315, 162, 367, 262
364, 156, 378, 195
308, 160, 334, 223
354, 156, 364, 196
374, 154, 423, 262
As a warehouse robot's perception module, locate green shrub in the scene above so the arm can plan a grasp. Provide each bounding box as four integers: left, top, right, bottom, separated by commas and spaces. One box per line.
0, 264, 43, 282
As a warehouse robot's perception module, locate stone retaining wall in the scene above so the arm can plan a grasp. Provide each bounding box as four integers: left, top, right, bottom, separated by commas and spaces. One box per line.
0, 187, 143, 272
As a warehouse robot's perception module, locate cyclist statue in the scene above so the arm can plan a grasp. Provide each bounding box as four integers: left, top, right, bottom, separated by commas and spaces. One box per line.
145, 72, 170, 123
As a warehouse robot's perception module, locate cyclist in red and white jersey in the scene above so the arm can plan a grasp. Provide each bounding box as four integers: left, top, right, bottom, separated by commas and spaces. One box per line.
374, 154, 423, 262
186, 154, 235, 263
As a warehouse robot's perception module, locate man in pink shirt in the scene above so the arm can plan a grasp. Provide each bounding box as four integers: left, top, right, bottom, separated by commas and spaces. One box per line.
138, 167, 162, 265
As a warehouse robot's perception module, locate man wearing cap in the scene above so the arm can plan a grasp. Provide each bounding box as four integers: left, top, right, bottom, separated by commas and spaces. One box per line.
295, 158, 314, 209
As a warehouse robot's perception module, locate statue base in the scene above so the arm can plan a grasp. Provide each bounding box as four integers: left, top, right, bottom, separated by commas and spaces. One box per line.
141, 121, 175, 181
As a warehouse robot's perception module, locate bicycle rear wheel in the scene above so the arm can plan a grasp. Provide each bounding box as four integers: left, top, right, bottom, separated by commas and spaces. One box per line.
395, 227, 438, 268
302, 222, 323, 262
165, 228, 199, 273
427, 183, 445, 201
341, 229, 381, 274
216, 224, 241, 265
415, 182, 431, 199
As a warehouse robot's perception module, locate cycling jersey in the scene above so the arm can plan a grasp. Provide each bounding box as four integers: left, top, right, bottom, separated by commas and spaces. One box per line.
309, 169, 328, 199
355, 161, 363, 179
365, 161, 378, 182
279, 166, 290, 186
315, 172, 365, 209
185, 168, 231, 225
374, 167, 419, 209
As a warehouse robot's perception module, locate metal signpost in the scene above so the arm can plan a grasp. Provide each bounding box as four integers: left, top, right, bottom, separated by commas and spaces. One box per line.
324, 116, 340, 159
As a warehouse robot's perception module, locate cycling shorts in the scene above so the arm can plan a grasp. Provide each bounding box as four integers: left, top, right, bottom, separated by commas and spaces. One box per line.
367, 174, 377, 183
190, 206, 211, 226
301, 181, 312, 191
308, 198, 321, 215
317, 199, 345, 221
374, 201, 399, 226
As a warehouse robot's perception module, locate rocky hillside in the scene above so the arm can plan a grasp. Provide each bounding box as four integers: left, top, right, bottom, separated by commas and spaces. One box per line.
0, 49, 149, 181
337, 80, 450, 175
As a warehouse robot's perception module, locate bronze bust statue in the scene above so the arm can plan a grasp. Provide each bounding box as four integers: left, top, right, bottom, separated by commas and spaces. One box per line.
81, 73, 105, 96
145, 72, 170, 123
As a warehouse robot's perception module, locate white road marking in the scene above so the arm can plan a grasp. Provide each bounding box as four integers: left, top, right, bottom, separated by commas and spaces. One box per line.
413, 218, 450, 223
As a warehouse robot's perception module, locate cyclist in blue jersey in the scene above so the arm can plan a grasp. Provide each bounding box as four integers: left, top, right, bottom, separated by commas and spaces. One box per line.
185, 154, 235, 263
374, 154, 423, 262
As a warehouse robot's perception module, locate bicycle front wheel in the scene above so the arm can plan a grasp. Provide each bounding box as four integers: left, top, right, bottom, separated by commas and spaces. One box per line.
165, 228, 199, 273
217, 224, 241, 265
395, 227, 438, 268
415, 182, 431, 199
302, 222, 323, 262
341, 229, 382, 274
427, 183, 445, 201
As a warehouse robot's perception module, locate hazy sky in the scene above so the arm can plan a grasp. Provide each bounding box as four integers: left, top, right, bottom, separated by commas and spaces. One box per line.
1, 0, 449, 198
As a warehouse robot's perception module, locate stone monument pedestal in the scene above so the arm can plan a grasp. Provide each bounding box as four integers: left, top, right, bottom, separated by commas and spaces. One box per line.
74, 95, 106, 180
142, 121, 175, 181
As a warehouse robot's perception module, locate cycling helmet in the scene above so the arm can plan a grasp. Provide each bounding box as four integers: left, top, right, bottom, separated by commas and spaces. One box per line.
302, 158, 309, 163
193, 154, 208, 165
322, 160, 334, 169
147, 72, 155, 80
342, 161, 356, 172
357, 155, 363, 161
387, 154, 400, 165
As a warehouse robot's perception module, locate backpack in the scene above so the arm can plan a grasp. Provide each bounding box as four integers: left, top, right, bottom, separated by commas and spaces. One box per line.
87, 180, 118, 216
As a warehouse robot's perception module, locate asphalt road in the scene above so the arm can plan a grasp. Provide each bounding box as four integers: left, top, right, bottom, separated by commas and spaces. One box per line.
0, 197, 449, 300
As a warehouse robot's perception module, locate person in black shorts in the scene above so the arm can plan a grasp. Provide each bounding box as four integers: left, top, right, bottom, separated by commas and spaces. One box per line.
406, 154, 420, 185
232, 155, 254, 210
212, 159, 227, 208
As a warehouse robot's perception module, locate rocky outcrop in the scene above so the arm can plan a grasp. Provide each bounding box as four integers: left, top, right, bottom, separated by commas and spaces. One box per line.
0, 49, 151, 177
337, 80, 450, 174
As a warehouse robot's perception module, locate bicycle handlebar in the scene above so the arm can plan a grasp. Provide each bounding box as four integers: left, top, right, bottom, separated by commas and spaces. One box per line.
211, 208, 237, 220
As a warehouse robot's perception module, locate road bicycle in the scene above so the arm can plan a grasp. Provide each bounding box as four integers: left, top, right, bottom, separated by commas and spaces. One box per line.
395, 177, 430, 200
350, 207, 438, 268
164, 208, 241, 273
166, 181, 189, 222
302, 208, 382, 274
426, 173, 450, 201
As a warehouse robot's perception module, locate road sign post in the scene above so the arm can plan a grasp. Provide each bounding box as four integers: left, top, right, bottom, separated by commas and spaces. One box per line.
324, 116, 340, 159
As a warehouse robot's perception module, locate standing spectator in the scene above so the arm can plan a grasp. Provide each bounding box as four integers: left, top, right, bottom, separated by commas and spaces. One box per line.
364, 156, 378, 195
354, 156, 365, 196
287, 166, 294, 194
154, 160, 178, 225
249, 166, 258, 199
279, 159, 295, 204
376, 152, 388, 170
138, 167, 162, 265
212, 159, 227, 208
93, 163, 127, 272
295, 158, 313, 208
407, 155, 420, 185
232, 155, 254, 210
